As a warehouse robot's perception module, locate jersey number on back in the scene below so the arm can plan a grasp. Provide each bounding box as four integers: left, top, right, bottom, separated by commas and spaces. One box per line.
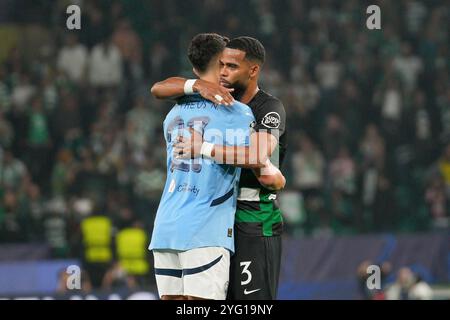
166, 116, 210, 173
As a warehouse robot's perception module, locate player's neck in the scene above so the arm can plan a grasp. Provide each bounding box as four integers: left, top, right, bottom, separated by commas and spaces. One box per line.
239, 82, 259, 104
200, 72, 217, 84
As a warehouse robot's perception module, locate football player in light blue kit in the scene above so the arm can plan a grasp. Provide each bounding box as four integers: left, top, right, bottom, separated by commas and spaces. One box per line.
149, 34, 284, 300
150, 94, 253, 251
149, 34, 254, 300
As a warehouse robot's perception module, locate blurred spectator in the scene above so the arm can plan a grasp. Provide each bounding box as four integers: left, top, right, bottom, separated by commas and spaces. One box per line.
10, 72, 35, 112
292, 135, 325, 192
125, 96, 159, 152
292, 73, 320, 112
360, 124, 386, 171
329, 146, 356, 196
1, 189, 22, 241
438, 143, 450, 190
0, 67, 11, 113
102, 261, 137, 291
335, 79, 363, 148
435, 85, 450, 142
112, 19, 142, 63
51, 149, 77, 198
385, 267, 415, 300
81, 214, 113, 287
0, 111, 14, 148
256, 0, 276, 37
375, 76, 404, 141
133, 156, 165, 229
148, 42, 170, 82
321, 114, 349, 160
315, 46, 342, 105
289, 30, 310, 81
0, 149, 28, 191
393, 42, 423, 93
328, 146, 357, 232
27, 96, 51, 148
291, 134, 325, 231
43, 197, 69, 258
385, 267, 433, 300
26, 96, 52, 186
57, 33, 88, 84
260, 61, 283, 97
359, 123, 392, 230
18, 181, 45, 242
115, 224, 151, 285
112, 206, 137, 231
88, 37, 123, 89
287, 73, 320, 137
404, 0, 428, 37
408, 275, 434, 300
425, 175, 448, 228
40, 74, 58, 113
80, 3, 109, 48
411, 90, 431, 143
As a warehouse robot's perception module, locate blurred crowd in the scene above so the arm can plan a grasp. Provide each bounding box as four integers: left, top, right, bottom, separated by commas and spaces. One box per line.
0, 0, 449, 286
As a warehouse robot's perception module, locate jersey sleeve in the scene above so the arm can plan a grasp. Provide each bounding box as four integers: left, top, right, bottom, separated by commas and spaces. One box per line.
253, 98, 286, 142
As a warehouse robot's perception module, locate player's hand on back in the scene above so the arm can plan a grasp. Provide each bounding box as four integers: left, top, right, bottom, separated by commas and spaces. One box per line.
174, 128, 204, 159
194, 79, 234, 106
253, 160, 286, 191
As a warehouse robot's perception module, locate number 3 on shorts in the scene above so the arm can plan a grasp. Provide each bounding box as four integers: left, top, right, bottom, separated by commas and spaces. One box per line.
240, 261, 252, 285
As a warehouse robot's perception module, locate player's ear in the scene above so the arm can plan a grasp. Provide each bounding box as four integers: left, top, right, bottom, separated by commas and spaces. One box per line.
249, 64, 259, 79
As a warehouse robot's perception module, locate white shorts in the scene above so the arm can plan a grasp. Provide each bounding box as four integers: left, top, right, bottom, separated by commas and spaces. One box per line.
153, 247, 230, 300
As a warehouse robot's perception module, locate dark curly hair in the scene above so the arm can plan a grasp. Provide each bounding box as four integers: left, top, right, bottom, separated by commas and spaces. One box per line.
226, 36, 265, 65
187, 33, 229, 74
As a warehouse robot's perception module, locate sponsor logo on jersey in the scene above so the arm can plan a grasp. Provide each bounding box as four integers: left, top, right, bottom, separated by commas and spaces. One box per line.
261, 112, 280, 129
243, 288, 261, 295
177, 183, 200, 196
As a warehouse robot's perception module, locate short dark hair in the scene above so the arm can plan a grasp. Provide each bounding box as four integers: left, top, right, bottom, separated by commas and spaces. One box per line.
187, 33, 229, 73
226, 36, 265, 65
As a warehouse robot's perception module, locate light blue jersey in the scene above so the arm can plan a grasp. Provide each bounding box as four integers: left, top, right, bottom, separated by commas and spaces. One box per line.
149, 95, 255, 253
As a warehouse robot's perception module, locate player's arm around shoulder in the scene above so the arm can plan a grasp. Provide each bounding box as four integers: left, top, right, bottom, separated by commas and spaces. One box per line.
150, 77, 234, 105
150, 77, 187, 100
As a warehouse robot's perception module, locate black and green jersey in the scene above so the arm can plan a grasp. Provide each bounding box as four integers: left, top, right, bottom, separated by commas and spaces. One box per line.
236, 90, 287, 237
